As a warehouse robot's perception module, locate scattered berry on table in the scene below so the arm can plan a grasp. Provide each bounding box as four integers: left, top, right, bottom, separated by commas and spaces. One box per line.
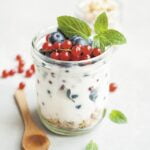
42, 42, 53, 51
50, 51, 60, 60
61, 40, 72, 49
25, 69, 33, 78
59, 51, 71, 61
18, 67, 24, 74
109, 83, 117, 92
92, 48, 101, 57
30, 64, 35, 73
16, 55, 22, 61
18, 82, 25, 90
9, 69, 16, 76
1, 70, 8, 78
49, 31, 65, 43
18, 60, 25, 68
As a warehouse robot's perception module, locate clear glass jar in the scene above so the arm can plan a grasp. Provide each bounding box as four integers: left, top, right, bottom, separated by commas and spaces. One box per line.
31, 27, 115, 136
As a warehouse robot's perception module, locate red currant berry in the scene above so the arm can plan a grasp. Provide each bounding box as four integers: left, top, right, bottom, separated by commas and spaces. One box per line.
18, 60, 25, 68
71, 55, 80, 61
42, 42, 53, 51
30, 64, 35, 73
25, 69, 33, 78
16, 55, 22, 61
50, 52, 60, 60
81, 45, 92, 55
59, 51, 71, 61
18, 67, 24, 74
71, 46, 81, 57
9, 69, 16, 76
80, 54, 91, 60
46, 34, 50, 41
109, 83, 117, 92
61, 40, 72, 49
1, 70, 8, 78
53, 42, 62, 49
92, 48, 101, 57
18, 82, 25, 90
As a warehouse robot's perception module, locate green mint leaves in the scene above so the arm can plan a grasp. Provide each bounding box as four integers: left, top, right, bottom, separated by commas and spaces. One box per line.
93, 13, 126, 50
57, 16, 91, 39
57, 12, 126, 50
86, 140, 98, 150
94, 12, 108, 34
109, 110, 127, 124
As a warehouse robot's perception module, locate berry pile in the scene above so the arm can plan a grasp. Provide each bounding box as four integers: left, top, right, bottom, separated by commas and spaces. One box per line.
40, 31, 102, 61
1, 54, 35, 90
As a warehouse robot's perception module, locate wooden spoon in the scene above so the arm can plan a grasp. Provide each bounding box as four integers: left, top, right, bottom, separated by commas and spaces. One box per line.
14, 89, 50, 150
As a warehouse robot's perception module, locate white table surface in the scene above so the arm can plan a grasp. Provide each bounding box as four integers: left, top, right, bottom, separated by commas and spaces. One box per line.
0, 0, 150, 149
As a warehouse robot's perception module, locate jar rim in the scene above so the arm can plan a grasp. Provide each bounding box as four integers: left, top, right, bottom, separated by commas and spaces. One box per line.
31, 26, 115, 67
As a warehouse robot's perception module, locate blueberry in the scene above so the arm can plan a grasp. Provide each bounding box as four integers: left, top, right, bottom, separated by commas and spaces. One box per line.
70, 36, 89, 46
88, 39, 93, 46
49, 31, 65, 43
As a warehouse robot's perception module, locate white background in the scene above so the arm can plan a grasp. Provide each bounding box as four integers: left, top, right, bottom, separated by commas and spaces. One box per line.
0, 0, 150, 149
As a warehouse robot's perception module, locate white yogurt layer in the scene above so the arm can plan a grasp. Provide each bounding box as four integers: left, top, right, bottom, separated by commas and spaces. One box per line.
35, 57, 110, 128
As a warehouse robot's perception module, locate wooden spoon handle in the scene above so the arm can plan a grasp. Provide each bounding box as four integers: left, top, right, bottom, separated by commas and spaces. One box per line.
14, 89, 35, 128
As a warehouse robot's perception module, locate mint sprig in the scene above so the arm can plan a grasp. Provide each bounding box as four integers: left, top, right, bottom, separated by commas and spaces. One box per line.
57, 16, 91, 39
57, 12, 126, 51
93, 13, 126, 50
94, 12, 108, 34
109, 110, 127, 124
86, 140, 98, 150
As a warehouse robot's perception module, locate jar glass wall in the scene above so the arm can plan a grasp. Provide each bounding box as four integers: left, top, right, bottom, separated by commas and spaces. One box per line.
31, 27, 115, 135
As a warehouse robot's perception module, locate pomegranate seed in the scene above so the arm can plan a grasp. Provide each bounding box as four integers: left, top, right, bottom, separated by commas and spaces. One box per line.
81, 45, 92, 55
92, 48, 101, 57
61, 40, 72, 49
80, 54, 91, 60
18, 82, 25, 90
1, 70, 8, 78
71, 46, 81, 57
30, 64, 35, 73
50, 52, 60, 60
25, 69, 33, 78
59, 51, 71, 61
9, 69, 16, 76
109, 83, 117, 92
16, 55, 22, 61
46, 34, 50, 41
18, 67, 24, 73
53, 42, 62, 49
42, 42, 53, 51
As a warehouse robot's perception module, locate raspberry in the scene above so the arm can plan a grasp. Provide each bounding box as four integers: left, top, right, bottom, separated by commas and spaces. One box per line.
30, 64, 35, 73
1, 70, 8, 78
25, 69, 33, 78
9, 69, 16, 76
18, 67, 24, 74
92, 48, 101, 57
16, 55, 22, 61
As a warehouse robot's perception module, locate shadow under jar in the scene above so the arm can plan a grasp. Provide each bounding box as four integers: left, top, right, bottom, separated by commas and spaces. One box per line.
31, 27, 115, 136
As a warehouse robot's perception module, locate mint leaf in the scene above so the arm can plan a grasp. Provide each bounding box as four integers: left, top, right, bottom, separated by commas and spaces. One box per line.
94, 12, 108, 34
109, 110, 127, 124
57, 16, 91, 39
102, 29, 127, 45
86, 140, 98, 150
93, 35, 105, 51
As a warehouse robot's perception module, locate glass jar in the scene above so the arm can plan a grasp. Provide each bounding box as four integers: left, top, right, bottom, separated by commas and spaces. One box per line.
31, 27, 115, 136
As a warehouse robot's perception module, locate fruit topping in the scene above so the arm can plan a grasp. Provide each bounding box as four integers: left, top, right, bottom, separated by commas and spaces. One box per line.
49, 31, 65, 43
18, 82, 25, 90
